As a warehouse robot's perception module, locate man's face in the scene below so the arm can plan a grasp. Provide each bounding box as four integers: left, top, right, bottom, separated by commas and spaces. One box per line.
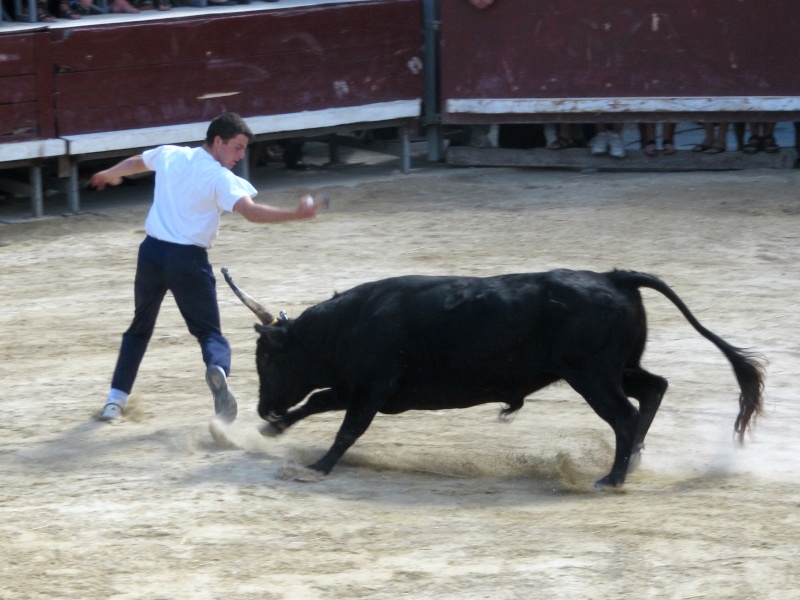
213, 134, 250, 169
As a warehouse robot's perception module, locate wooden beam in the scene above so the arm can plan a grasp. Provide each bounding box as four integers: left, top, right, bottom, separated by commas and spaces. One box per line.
446, 146, 797, 171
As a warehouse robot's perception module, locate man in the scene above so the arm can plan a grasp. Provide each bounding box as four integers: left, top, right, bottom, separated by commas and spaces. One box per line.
90, 112, 318, 423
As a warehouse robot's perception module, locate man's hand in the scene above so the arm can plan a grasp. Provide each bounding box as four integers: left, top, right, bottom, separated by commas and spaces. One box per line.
295, 194, 320, 218
89, 171, 123, 190
88, 155, 149, 191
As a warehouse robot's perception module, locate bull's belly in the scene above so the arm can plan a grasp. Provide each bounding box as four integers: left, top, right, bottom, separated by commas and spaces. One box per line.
379, 394, 503, 414
378, 377, 555, 414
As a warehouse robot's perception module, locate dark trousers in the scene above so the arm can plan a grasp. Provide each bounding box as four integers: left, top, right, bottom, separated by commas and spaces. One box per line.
111, 236, 231, 394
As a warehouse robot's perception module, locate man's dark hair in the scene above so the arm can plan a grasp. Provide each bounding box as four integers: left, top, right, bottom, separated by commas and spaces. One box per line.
205, 112, 254, 145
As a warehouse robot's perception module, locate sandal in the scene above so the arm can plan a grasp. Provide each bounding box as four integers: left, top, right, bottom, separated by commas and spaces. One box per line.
546, 136, 575, 150
643, 140, 657, 157
31, 0, 56, 21
742, 135, 761, 154
662, 139, 676, 155
761, 134, 780, 154
57, 0, 82, 18
703, 142, 726, 154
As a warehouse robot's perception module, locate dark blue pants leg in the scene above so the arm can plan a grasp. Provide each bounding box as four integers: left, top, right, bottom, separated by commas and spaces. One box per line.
166, 244, 231, 375
111, 237, 167, 393
110, 237, 231, 394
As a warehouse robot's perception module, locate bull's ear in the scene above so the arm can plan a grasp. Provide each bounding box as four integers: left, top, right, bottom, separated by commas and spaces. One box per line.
254, 323, 287, 351
255, 320, 290, 334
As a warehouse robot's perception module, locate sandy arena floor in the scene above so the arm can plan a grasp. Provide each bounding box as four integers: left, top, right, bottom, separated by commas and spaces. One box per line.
1, 154, 799, 599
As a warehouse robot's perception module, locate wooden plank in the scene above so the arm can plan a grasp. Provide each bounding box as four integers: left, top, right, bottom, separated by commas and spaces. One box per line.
0, 33, 39, 142
56, 74, 421, 135
0, 138, 66, 162
0, 32, 54, 142
0, 102, 38, 139
446, 146, 797, 171
33, 30, 55, 139
0, 34, 36, 78
54, 54, 421, 134
0, 75, 36, 104
55, 48, 419, 104
63, 100, 420, 154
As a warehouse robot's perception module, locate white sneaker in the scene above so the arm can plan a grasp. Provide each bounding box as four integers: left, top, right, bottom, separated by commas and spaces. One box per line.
590, 132, 609, 155
206, 365, 237, 423
608, 132, 626, 158
99, 402, 124, 421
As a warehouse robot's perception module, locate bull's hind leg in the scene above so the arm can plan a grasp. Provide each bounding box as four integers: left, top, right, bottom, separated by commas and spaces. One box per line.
566, 374, 639, 488
622, 367, 668, 472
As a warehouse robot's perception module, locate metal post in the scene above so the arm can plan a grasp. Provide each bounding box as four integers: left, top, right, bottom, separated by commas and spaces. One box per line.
233, 147, 250, 181
400, 125, 411, 174
30, 164, 43, 218
328, 135, 341, 165
422, 0, 443, 162
67, 159, 80, 214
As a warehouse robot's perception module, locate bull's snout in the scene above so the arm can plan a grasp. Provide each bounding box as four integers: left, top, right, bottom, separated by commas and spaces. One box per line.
258, 406, 284, 422
258, 409, 288, 437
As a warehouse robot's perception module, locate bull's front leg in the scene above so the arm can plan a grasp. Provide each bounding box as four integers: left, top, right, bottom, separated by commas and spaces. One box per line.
260, 389, 346, 437
308, 403, 380, 475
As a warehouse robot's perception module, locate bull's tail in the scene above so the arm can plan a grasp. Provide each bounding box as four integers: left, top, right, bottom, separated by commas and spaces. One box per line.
610, 270, 766, 441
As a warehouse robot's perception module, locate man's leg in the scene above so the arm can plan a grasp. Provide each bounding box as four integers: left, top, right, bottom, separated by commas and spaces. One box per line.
168, 246, 236, 422
102, 237, 167, 420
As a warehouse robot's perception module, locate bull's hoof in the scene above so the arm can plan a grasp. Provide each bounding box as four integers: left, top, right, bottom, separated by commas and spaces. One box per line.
593, 475, 624, 489
258, 422, 284, 437
277, 463, 324, 482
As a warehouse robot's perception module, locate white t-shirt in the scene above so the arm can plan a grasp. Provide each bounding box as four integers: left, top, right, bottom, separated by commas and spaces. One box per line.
142, 145, 257, 248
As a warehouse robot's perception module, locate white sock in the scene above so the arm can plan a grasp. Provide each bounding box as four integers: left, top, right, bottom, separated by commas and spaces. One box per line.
106, 389, 129, 406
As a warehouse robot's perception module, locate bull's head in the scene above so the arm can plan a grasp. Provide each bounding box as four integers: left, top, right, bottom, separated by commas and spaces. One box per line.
221, 267, 314, 421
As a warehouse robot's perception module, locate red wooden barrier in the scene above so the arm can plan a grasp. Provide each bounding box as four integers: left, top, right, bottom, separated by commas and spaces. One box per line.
439, 0, 800, 123
49, 0, 423, 136
0, 30, 54, 142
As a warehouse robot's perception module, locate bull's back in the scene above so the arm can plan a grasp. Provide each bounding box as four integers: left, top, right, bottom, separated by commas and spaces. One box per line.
307, 271, 643, 395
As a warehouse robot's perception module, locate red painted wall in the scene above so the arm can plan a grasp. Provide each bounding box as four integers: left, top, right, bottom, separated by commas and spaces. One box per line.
0, 31, 55, 142
440, 0, 799, 102
50, 0, 423, 136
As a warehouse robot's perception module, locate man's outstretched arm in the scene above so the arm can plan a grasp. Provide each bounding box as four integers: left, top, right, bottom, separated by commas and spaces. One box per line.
90, 155, 151, 190
233, 194, 318, 223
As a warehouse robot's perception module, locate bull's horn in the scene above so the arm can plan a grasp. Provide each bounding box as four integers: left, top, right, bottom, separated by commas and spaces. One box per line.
221, 267, 278, 326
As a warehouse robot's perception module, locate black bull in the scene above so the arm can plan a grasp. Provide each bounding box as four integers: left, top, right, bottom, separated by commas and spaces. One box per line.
222, 267, 764, 488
